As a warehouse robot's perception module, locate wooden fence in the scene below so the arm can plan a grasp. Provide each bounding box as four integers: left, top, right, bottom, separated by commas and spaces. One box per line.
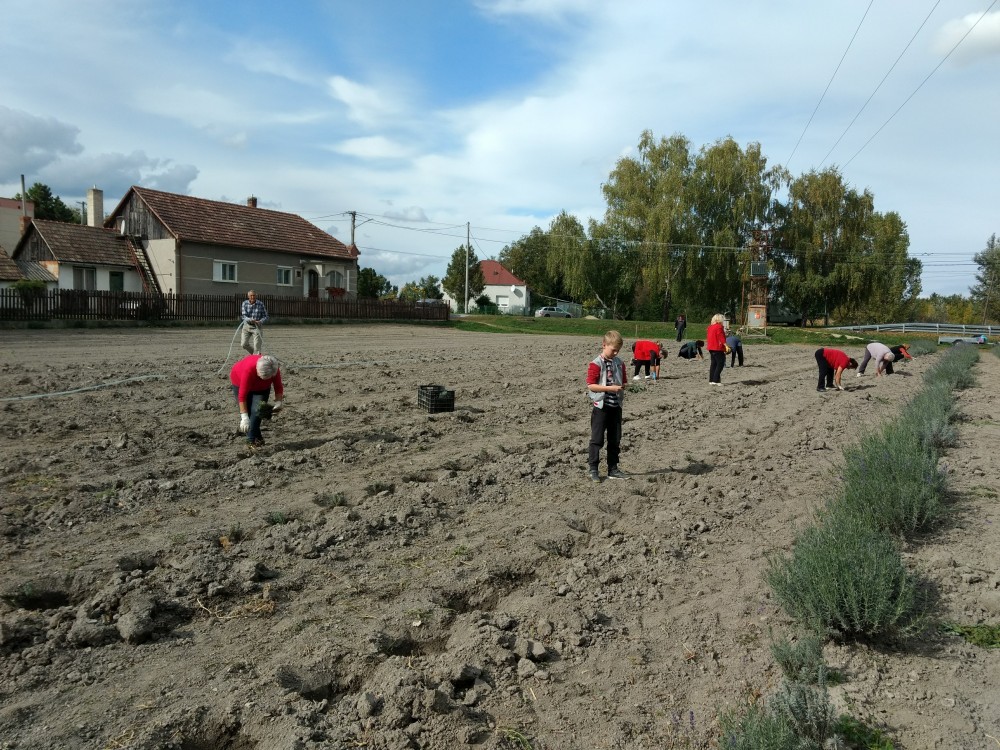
0, 289, 450, 323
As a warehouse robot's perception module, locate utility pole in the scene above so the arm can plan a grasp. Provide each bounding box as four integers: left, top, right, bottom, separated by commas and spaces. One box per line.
464, 221, 470, 314
77, 201, 86, 225
348, 211, 356, 246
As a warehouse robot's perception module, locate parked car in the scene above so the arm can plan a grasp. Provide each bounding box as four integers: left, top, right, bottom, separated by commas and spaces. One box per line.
535, 306, 572, 318
766, 304, 802, 326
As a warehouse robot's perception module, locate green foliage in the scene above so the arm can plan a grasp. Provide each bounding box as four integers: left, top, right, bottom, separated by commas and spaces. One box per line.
770, 682, 837, 746
398, 276, 444, 302
904, 339, 937, 356
719, 703, 800, 750
766, 512, 929, 642
442, 245, 486, 308
313, 491, 348, 509
836, 420, 946, 535
969, 233, 1000, 323
770, 634, 828, 685
941, 622, 1000, 648
15, 182, 76, 222
265, 511, 289, 525
832, 715, 897, 749
356, 267, 396, 299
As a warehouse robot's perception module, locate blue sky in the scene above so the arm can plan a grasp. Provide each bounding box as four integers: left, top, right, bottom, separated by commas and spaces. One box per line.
1, 0, 998, 297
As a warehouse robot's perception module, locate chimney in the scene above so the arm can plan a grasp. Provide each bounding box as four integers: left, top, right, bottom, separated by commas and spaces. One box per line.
87, 186, 104, 227
247, 195, 258, 208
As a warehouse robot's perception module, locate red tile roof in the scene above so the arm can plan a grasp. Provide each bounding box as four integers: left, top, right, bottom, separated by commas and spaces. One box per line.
19, 220, 134, 266
480, 259, 525, 286
0, 248, 22, 281
121, 187, 356, 261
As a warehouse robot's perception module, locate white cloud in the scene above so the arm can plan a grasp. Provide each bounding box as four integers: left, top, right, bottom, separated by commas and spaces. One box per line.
330, 136, 413, 160
326, 76, 404, 127
934, 10, 1000, 64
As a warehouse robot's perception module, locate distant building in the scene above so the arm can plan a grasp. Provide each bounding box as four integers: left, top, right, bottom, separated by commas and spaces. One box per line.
0, 196, 34, 256
105, 187, 360, 298
441, 259, 530, 314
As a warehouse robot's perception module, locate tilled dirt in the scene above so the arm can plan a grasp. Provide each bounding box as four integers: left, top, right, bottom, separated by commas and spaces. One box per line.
0, 325, 997, 750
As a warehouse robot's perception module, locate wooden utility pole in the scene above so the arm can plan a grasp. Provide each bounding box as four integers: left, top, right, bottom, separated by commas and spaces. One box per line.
464, 222, 470, 314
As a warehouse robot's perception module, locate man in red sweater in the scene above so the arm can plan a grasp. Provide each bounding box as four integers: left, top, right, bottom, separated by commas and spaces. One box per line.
814, 348, 858, 392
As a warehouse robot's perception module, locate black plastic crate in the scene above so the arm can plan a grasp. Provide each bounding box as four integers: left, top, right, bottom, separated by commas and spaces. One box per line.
418, 384, 454, 413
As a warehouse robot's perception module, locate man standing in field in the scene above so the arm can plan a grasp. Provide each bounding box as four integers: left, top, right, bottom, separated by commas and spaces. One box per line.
240, 289, 269, 355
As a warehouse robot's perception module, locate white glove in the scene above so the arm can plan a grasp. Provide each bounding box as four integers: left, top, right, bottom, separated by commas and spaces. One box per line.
239, 414, 250, 433
271, 400, 283, 413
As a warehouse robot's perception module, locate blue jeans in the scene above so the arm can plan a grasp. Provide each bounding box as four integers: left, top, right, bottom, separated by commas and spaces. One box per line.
231, 385, 270, 441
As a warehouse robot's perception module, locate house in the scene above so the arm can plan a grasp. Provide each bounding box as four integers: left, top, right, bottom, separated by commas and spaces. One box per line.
11, 219, 150, 293
105, 186, 359, 298
0, 248, 24, 289
441, 260, 530, 313
0, 196, 33, 255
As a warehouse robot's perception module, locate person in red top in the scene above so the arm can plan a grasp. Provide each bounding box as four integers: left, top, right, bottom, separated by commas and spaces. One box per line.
705, 314, 728, 385
814, 348, 858, 392
630, 339, 658, 380
230, 354, 284, 447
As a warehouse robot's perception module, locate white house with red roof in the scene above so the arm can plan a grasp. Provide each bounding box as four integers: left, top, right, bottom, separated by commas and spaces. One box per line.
442, 259, 530, 314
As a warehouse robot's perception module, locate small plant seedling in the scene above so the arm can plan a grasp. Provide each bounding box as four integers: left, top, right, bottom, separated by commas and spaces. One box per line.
266, 511, 289, 526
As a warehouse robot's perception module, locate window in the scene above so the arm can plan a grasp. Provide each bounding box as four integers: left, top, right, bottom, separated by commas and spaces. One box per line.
109, 271, 124, 292
213, 261, 237, 283
73, 266, 96, 290
276, 267, 292, 286
326, 270, 344, 288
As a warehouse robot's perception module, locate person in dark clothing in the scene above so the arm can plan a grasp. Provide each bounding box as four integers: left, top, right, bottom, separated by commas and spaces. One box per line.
674, 313, 687, 342
726, 333, 744, 366
678, 340, 704, 360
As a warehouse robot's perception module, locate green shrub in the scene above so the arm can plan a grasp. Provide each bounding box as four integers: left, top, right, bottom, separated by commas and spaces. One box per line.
770, 634, 828, 685
836, 421, 945, 535
719, 703, 801, 750
904, 339, 936, 356
771, 682, 836, 747
923, 344, 979, 389
766, 513, 930, 642
833, 715, 896, 749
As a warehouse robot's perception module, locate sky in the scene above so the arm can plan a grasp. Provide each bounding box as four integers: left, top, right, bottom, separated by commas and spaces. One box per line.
1, 0, 998, 298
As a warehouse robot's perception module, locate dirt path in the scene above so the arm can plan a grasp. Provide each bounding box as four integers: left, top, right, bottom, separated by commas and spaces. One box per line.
0, 326, 996, 749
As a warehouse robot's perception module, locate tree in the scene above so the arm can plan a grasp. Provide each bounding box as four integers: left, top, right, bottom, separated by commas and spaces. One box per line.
970, 234, 1000, 323
498, 227, 564, 301
15, 182, 76, 222
356, 267, 396, 299
399, 275, 443, 302
442, 245, 485, 311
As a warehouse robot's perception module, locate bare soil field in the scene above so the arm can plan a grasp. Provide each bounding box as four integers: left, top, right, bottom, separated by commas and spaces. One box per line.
0, 325, 997, 750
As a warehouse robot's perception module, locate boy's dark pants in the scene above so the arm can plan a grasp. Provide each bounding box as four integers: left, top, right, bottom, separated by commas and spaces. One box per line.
589, 404, 622, 470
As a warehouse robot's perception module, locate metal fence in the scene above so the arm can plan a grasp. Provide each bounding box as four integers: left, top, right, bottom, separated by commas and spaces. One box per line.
826, 322, 998, 336
0, 289, 450, 323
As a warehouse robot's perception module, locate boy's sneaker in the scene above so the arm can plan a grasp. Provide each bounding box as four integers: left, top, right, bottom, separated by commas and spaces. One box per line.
607, 467, 628, 479
817, 387, 827, 392
589, 468, 601, 483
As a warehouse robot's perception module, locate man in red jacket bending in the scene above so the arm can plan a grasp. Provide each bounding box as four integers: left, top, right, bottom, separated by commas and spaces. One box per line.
814, 348, 858, 392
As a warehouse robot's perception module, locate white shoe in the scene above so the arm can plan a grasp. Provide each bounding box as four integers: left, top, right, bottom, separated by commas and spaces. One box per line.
855, 372, 862, 378
632, 375, 640, 381
644, 375, 650, 379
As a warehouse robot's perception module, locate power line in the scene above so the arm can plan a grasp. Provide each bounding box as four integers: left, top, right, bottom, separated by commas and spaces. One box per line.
842, 0, 999, 169
819, 0, 942, 168
785, 0, 875, 169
